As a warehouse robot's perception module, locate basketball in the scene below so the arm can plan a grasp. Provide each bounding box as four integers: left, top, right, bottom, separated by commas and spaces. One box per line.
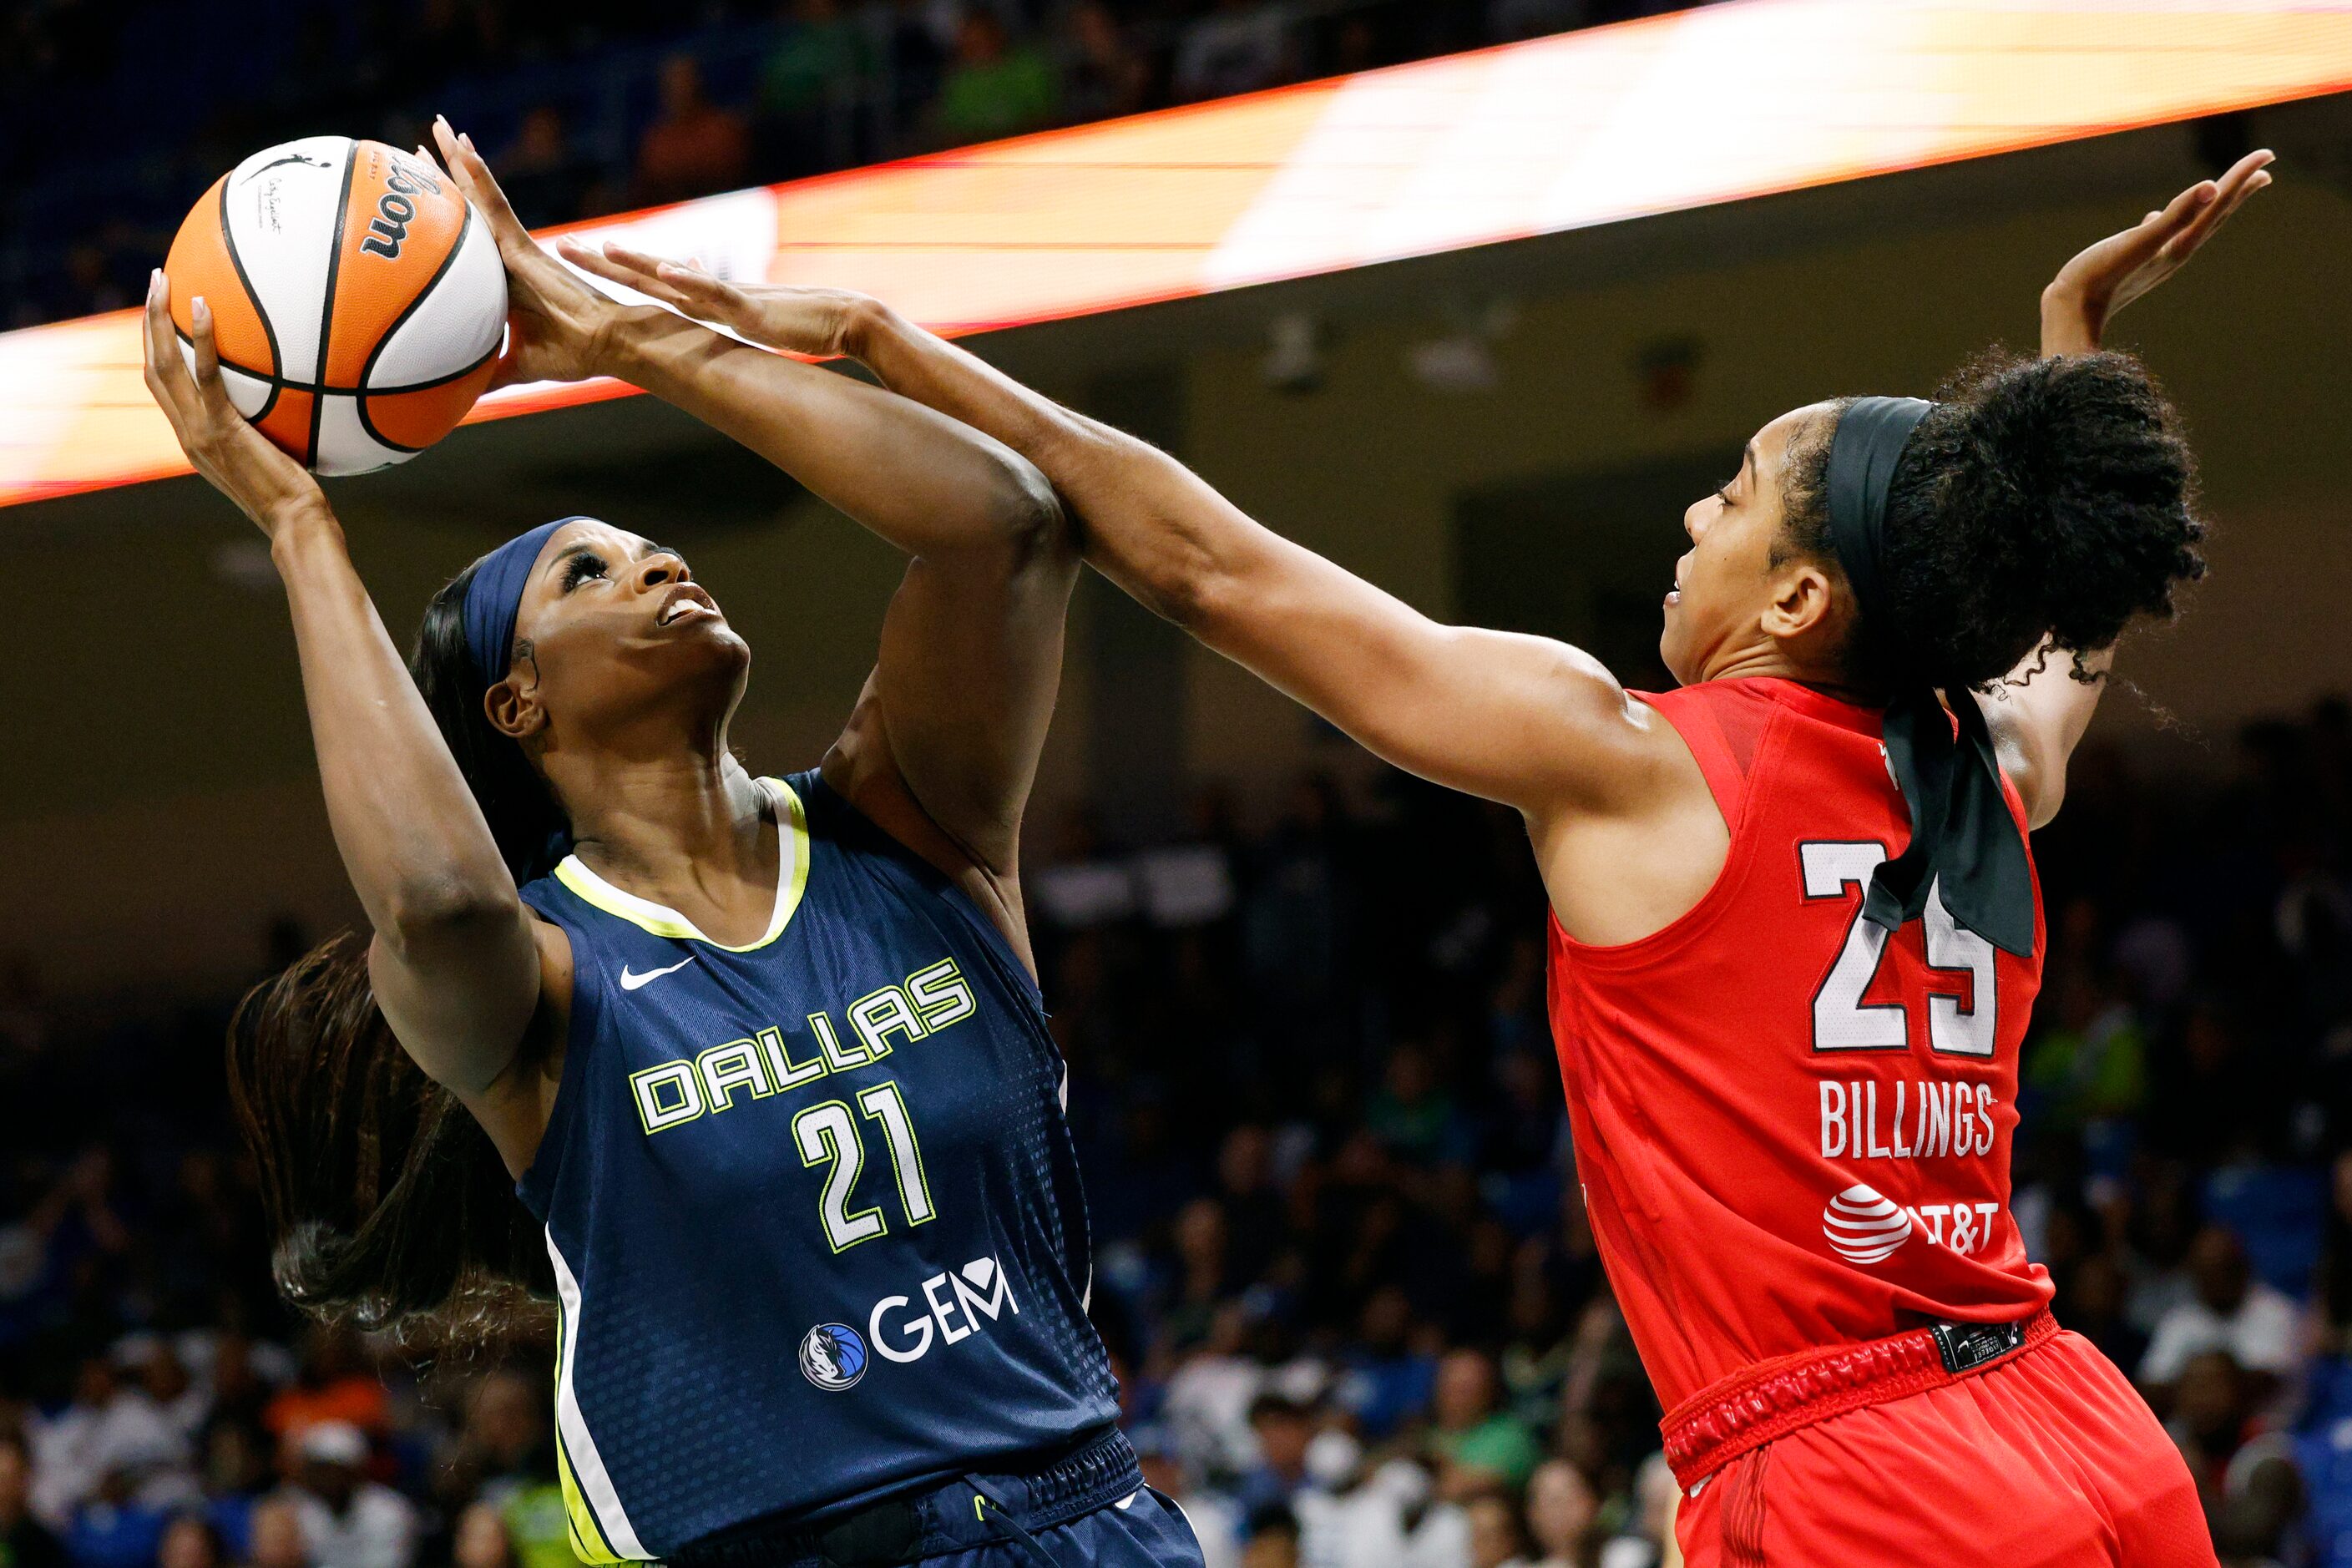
163, 136, 506, 476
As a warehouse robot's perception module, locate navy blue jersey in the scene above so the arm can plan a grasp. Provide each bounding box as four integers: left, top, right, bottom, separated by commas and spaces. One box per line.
513, 770, 1120, 1561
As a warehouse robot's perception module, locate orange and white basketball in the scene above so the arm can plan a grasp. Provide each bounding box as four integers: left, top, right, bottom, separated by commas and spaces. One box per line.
164, 137, 507, 476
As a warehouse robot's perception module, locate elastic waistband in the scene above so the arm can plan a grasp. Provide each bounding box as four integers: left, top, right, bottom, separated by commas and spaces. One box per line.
672, 1428, 1142, 1568
1662, 1308, 2059, 1491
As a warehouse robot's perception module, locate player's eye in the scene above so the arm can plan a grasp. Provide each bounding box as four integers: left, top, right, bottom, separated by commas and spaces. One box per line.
563, 552, 609, 590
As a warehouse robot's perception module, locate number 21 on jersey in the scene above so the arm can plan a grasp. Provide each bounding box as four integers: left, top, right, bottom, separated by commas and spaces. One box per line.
1800, 842, 1995, 1058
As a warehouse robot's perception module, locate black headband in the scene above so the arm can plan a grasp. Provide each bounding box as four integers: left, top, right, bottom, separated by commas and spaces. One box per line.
1824, 397, 2036, 959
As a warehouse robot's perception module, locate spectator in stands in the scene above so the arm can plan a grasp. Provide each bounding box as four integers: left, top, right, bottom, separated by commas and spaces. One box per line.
263, 1328, 385, 1439
129, 1336, 210, 1450
931, 12, 1060, 146
1520, 1458, 1597, 1566
200, 1331, 282, 1441
2140, 1224, 2303, 1409
441, 1368, 566, 1568
1468, 1492, 1530, 1568
2167, 1349, 2303, 1561
0, 1431, 66, 1568
1175, 0, 1295, 102
2056, 1251, 2149, 1377
1239, 1504, 1301, 1568
1059, 2, 1151, 125
754, 0, 873, 179
158, 1512, 230, 1568
1430, 1348, 1542, 1497
245, 1495, 307, 1568
1368, 1043, 1474, 1166
635, 53, 751, 207
63, 1460, 173, 1568
1337, 1285, 1438, 1440
281, 1421, 417, 1568
197, 1414, 271, 1563
450, 1500, 518, 1568
1215, 1125, 1290, 1287
1234, 1393, 1316, 1516
28, 1351, 190, 1523
494, 108, 593, 229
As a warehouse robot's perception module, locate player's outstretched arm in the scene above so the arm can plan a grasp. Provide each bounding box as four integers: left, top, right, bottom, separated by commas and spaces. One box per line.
434, 123, 1075, 911
1990, 150, 2272, 827
567, 244, 1665, 820
139, 270, 547, 1130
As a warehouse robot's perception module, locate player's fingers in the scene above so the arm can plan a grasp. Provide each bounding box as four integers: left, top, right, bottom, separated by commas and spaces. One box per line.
653, 260, 741, 316
556, 239, 679, 301
600, 240, 720, 298
189, 296, 224, 395
142, 270, 196, 422
434, 118, 529, 243
2152, 179, 2218, 236
2163, 164, 2271, 259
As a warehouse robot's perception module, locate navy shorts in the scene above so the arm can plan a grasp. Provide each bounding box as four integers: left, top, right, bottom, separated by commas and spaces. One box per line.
920, 1484, 1205, 1566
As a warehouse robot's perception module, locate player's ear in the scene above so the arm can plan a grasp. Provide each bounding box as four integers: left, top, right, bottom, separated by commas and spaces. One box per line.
483, 672, 545, 741
1762, 558, 1837, 645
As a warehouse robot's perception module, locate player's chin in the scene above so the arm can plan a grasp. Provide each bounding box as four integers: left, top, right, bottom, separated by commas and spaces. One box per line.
645, 621, 751, 673
1657, 625, 1696, 688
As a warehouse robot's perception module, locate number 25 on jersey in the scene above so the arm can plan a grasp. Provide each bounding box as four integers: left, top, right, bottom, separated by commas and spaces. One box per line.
1801, 842, 1996, 1058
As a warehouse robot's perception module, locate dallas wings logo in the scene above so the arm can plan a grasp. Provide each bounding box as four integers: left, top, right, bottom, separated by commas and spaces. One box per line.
799, 1322, 869, 1391
1822, 1183, 1914, 1264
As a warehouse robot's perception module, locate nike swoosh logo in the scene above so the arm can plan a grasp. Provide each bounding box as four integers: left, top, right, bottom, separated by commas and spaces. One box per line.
620, 956, 696, 991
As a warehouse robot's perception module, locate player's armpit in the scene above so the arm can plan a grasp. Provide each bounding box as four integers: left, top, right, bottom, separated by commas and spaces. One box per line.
366, 909, 557, 1176
1977, 638, 2114, 831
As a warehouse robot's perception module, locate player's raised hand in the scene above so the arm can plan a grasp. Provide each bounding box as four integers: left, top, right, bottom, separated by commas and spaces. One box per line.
2041, 149, 2274, 356
559, 240, 873, 361
429, 117, 624, 387
142, 268, 330, 538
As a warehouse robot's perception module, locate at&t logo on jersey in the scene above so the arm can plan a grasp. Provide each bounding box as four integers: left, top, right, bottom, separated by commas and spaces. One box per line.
800, 1322, 868, 1390
1822, 1184, 1913, 1262
1820, 1182, 2007, 1264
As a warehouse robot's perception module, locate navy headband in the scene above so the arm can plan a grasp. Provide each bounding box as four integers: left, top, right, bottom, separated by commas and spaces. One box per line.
462, 518, 578, 690
1823, 397, 2036, 960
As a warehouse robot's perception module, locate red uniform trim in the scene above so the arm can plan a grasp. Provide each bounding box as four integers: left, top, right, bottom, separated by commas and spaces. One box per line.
1662, 1308, 2059, 1490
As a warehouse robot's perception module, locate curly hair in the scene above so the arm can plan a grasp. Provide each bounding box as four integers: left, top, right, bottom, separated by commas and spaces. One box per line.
1779, 348, 2207, 691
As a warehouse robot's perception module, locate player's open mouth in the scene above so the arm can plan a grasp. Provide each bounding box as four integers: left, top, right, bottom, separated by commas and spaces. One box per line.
657, 587, 718, 626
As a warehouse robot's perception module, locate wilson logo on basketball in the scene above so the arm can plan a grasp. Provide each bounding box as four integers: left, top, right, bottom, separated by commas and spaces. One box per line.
1822, 1183, 1914, 1264
359, 161, 445, 261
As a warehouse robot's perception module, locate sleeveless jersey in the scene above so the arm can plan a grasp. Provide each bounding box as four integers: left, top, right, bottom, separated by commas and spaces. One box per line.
1545, 678, 2052, 1417
513, 770, 1120, 1561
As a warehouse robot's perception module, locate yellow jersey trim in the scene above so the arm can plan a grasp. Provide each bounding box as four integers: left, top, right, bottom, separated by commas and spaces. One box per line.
553, 777, 811, 953
555, 1427, 628, 1565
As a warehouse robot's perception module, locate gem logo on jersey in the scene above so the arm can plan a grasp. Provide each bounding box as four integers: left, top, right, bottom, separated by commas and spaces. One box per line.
799, 1322, 868, 1390
868, 1254, 1019, 1364
1822, 1183, 1914, 1264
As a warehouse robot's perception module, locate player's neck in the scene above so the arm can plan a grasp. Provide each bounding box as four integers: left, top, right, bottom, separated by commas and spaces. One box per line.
1697, 640, 1882, 706
549, 743, 773, 893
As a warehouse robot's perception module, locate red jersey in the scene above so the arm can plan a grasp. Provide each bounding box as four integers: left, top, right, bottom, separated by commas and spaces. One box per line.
1546, 676, 2052, 1415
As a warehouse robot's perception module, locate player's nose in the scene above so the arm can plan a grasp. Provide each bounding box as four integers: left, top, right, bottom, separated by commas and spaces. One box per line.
635, 551, 691, 591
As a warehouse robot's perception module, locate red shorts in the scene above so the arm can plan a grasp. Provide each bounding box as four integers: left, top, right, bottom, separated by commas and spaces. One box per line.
1674, 1329, 2214, 1567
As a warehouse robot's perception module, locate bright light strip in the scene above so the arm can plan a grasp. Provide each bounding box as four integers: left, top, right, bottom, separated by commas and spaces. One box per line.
6, 0, 2349, 507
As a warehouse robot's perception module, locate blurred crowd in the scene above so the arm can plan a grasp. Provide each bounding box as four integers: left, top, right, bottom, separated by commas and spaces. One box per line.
0, 0, 1721, 331
0, 692, 2345, 1568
